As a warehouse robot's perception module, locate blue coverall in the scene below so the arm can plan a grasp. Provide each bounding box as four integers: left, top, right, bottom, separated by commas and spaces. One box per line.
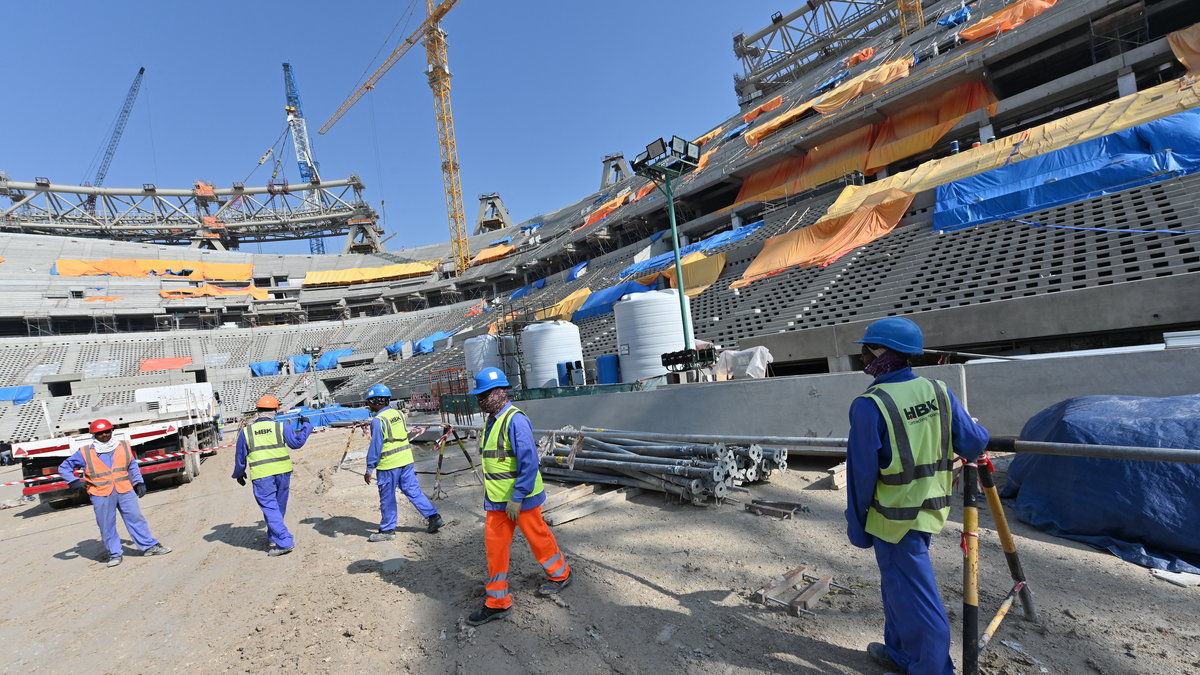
845, 368, 989, 675
232, 417, 313, 549
58, 446, 159, 560
366, 411, 437, 531
481, 402, 545, 514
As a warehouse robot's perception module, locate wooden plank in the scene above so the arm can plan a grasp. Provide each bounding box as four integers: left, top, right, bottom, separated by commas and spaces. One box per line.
544, 489, 638, 526
789, 575, 833, 615
542, 483, 597, 512
754, 566, 806, 605
827, 462, 847, 490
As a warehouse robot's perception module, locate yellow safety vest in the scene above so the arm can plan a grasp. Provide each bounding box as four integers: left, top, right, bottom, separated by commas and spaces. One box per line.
375, 407, 414, 470
861, 377, 955, 543
241, 420, 293, 480
481, 405, 543, 504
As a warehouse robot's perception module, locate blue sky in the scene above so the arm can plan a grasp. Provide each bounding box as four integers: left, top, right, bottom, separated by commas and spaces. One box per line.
2, 1, 781, 254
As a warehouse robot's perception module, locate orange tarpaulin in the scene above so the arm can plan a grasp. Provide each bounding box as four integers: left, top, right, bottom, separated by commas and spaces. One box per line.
634, 182, 657, 201
159, 284, 269, 300
959, 0, 1056, 41
744, 100, 818, 147
731, 189, 915, 288
813, 56, 914, 114
693, 126, 724, 146
302, 260, 437, 286
84, 297, 123, 302
636, 252, 727, 297
581, 192, 631, 228
743, 95, 783, 123
1169, 22, 1200, 73
56, 258, 253, 281
866, 81, 999, 171
471, 243, 517, 265
844, 47, 875, 68
735, 124, 876, 205
139, 357, 193, 373
694, 147, 719, 173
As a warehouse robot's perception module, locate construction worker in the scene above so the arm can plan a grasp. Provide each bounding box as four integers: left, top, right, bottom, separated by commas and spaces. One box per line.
232, 395, 313, 557
845, 317, 989, 675
363, 384, 443, 540
466, 367, 571, 626
58, 419, 172, 567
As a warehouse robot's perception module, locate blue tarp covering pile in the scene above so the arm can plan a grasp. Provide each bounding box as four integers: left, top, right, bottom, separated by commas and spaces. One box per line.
0, 386, 34, 405
413, 330, 457, 355
249, 361, 281, 376
276, 405, 370, 428
935, 108, 1200, 232
384, 341, 406, 355
618, 220, 765, 278
289, 355, 312, 373
521, 223, 542, 232
510, 286, 531, 300
567, 261, 589, 281
571, 280, 654, 321
315, 349, 353, 371
938, 6, 971, 27
1001, 394, 1200, 573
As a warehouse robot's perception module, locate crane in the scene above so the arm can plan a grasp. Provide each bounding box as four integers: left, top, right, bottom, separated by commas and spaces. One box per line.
282, 62, 327, 254
897, 0, 925, 37
86, 66, 144, 215
319, 0, 470, 275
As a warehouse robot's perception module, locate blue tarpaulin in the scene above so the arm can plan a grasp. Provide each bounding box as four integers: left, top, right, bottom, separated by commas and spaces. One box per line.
413, 330, 457, 355
810, 70, 848, 95
650, 230, 669, 243
567, 261, 589, 281
489, 237, 512, 245
724, 122, 751, 139
619, 221, 765, 278
276, 405, 370, 428
938, 6, 972, 27
510, 286, 531, 300
935, 107, 1200, 232
521, 222, 542, 232
533, 278, 545, 289
249, 361, 281, 376
571, 280, 655, 321
315, 349, 353, 371
384, 341, 406, 355
1001, 394, 1200, 573
0, 386, 34, 405
289, 355, 312, 373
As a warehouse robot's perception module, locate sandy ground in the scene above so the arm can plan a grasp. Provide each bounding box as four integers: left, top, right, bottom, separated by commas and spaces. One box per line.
1, 429, 1197, 674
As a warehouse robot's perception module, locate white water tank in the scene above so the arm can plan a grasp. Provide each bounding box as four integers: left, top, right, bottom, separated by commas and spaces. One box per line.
522, 321, 583, 388
464, 335, 520, 380
614, 289, 695, 382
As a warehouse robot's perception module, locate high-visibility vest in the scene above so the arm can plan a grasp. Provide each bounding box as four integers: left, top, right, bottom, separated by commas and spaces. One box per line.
481, 405, 543, 504
82, 441, 135, 497
860, 377, 955, 544
375, 407, 414, 471
241, 420, 293, 480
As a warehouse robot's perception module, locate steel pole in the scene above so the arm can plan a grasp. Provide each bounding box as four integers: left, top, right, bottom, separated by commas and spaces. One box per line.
660, 173, 692, 350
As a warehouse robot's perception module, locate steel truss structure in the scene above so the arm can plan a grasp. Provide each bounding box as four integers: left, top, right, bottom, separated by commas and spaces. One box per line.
0, 174, 382, 252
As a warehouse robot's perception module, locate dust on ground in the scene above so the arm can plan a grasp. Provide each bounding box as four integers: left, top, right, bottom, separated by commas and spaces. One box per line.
1, 429, 1196, 674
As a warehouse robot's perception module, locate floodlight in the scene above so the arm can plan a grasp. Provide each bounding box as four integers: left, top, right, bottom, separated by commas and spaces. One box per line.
645, 138, 667, 161
632, 150, 650, 173
685, 142, 702, 164
670, 135, 688, 158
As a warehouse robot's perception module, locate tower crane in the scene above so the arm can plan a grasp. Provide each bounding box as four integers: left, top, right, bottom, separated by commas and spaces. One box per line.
282, 62, 327, 254
319, 0, 470, 274
86, 66, 144, 215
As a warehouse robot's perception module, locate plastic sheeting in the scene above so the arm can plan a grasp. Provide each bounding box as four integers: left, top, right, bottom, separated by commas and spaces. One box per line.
743, 95, 783, 123
412, 331, 456, 355
744, 101, 818, 148
249, 361, 281, 376
302, 260, 437, 287
1168, 22, 1200, 73
693, 147, 719, 173
582, 193, 631, 228
276, 405, 370, 428
315, 349, 353, 370
471, 243, 516, 265
0, 386, 34, 405
813, 56, 914, 114
844, 47, 875, 68
731, 189, 914, 288
619, 221, 764, 278
693, 125, 723, 146
1001, 394, 1200, 573
160, 283, 269, 300
567, 261, 589, 281
384, 341, 406, 355
867, 81, 998, 171
571, 280, 655, 321
935, 107, 1200, 232
140, 357, 193, 373
510, 286, 531, 300
289, 355, 312, 373
84, 296, 123, 302
959, 0, 1056, 41
938, 6, 972, 27
534, 287, 591, 322
637, 252, 727, 297
55, 259, 253, 281
714, 347, 774, 380
489, 237, 512, 245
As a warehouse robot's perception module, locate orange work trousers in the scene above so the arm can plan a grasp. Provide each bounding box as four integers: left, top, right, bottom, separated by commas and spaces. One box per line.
484, 505, 570, 609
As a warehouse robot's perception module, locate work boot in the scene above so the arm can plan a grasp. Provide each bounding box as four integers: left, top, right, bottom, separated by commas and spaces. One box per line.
142, 543, 172, 556
106, 556, 123, 568
867, 643, 902, 672
537, 574, 572, 596
426, 513, 444, 534
267, 546, 294, 557
368, 531, 397, 542
466, 606, 510, 626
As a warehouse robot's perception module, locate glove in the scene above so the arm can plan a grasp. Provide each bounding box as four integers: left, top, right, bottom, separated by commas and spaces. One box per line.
68, 480, 84, 491
298, 415, 310, 426
236, 476, 246, 486
364, 470, 374, 485
505, 499, 522, 522
134, 483, 147, 498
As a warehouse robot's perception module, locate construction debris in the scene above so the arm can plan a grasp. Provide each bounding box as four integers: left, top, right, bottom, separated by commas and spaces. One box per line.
745, 499, 810, 519
542, 487, 639, 526
753, 565, 850, 617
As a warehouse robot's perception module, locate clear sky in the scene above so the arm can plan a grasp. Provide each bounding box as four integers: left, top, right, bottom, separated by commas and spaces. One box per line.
2, 1, 783, 254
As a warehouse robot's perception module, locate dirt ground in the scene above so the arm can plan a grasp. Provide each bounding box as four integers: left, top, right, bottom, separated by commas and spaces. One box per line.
2, 428, 1197, 674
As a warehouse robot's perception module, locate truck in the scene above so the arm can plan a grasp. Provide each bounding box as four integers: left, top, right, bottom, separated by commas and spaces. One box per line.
14, 383, 220, 509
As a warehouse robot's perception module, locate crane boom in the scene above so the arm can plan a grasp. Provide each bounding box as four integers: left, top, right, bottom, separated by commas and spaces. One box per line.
283, 63, 321, 183
94, 67, 145, 189
317, 0, 459, 135
423, 0, 469, 274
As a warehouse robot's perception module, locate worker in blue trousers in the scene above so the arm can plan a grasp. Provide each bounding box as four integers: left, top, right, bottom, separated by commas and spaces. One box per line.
232, 394, 313, 557
59, 419, 172, 567
363, 384, 443, 541
845, 317, 989, 675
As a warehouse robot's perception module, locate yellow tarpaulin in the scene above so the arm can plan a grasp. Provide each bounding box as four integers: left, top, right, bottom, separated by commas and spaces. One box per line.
813, 56, 915, 114
731, 189, 915, 288
821, 76, 1200, 221
636, 252, 728, 297
743, 95, 784, 123
1169, 22, 1200, 73
471, 243, 517, 265
56, 258, 253, 281
959, 0, 1056, 41
535, 287, 592, 322
160, 284, 269, 300
301, 260, 438, 287
744, 100, 818, 148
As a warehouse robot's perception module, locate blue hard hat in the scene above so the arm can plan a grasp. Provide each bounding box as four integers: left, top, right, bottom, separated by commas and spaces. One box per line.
366, 384, 392, 399
853, 317, 924, 354
469, 367, 510, 395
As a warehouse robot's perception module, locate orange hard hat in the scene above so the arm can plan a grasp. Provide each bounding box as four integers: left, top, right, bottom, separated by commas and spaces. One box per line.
256, 394, 280, 410
90, 419, 114, 434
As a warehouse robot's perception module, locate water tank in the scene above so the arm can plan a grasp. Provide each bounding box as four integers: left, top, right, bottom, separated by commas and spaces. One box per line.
614, 289, 695, 382
597, 354, 621, 384
464, 335, 520, 380
522, 321, 583, 388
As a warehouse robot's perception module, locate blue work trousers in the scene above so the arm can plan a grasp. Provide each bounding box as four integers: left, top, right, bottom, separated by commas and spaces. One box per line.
376, 464, 437, 532
91, 490, 158, 559
874, 529, 954, 675
252, 472, 294, 549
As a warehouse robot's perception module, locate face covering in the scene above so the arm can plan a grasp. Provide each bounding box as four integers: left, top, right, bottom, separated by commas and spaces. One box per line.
864, 349, 907, 377
92, 437, 120, 454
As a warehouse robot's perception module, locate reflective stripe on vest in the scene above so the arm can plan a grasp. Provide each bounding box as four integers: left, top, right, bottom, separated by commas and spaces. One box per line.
83, 441, 134, 497
480, 405, 544, 503
375, 408, 414, 470
242, 420, 293, 480
862, 377, 955, 544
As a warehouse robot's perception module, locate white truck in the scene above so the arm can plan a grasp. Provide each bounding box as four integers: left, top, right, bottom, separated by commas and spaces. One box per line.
15, 383, 220, 509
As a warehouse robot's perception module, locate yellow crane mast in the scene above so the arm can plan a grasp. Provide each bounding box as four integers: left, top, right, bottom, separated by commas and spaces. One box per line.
897, 0, 925, 37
